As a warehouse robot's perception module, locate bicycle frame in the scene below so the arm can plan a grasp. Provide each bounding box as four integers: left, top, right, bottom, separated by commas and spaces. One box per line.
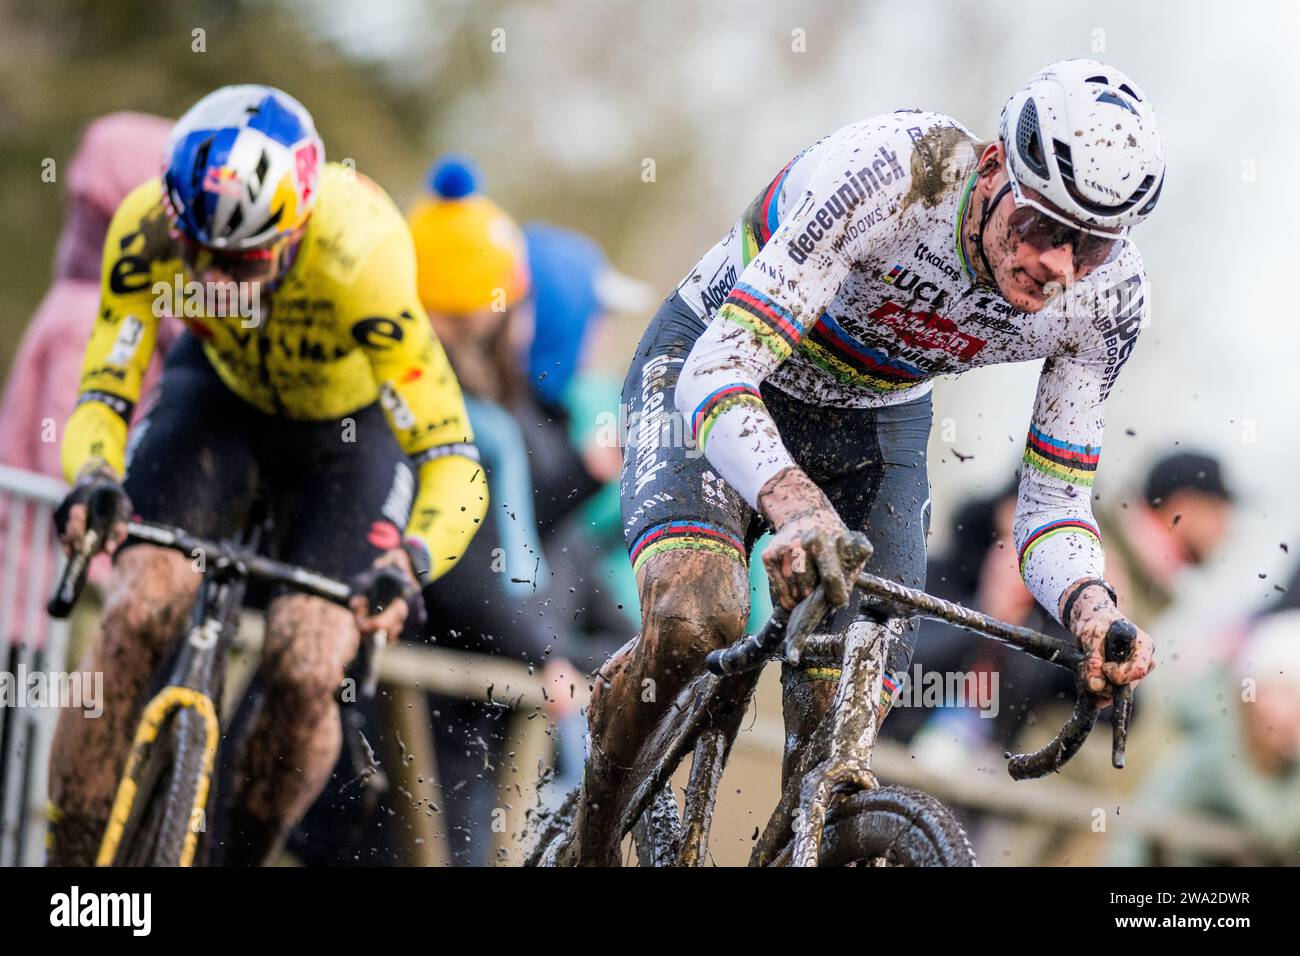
96, 523, 261, 865
50, 516, 359, 866
614, 571, 1135, 867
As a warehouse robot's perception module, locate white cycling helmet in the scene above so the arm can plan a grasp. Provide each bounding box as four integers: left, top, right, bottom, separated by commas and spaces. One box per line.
163, 84, 323, 250
999, 60, 1165, 235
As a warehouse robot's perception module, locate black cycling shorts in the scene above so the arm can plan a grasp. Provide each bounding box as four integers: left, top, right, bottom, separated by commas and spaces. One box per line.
121, 332, 413, 587
620, 292, 933, 682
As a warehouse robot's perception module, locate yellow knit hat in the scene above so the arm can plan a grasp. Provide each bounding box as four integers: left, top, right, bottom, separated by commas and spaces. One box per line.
407, 156, 530, 315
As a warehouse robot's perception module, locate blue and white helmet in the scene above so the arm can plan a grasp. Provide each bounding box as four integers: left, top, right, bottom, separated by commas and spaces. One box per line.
163, 85, 323, 250
1000, 60, 1165, 234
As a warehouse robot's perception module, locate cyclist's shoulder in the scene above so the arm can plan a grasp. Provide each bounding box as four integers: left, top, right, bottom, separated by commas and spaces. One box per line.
822, 110, 978, 160
310, 163, 409, 241
298, 163, 413, 289
111, 175, 165, 219
105, 177, 172, 251
803, 110, 979, 209
101, 177, 179, 295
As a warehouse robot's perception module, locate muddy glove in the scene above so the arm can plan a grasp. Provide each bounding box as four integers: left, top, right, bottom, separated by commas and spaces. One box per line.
53, 465, 132, 558
349, 546, 426, 641
1061, 579, 1155, 702
758, 468, 873, 610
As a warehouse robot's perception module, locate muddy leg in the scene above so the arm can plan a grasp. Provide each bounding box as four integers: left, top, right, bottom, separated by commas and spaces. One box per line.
223, 594, 358, 865
568, 548, 749, 865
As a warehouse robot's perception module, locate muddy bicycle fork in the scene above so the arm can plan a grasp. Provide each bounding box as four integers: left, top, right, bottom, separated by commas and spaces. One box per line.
783, 616, 903, 867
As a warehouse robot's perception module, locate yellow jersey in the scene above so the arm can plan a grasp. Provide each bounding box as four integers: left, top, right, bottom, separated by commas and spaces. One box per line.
63, 163, 488, 581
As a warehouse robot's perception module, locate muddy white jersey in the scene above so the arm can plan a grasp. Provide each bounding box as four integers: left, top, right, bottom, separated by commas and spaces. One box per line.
674, 110, 1147, 622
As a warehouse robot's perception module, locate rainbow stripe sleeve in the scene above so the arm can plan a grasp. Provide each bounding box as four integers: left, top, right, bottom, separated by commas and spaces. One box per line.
690, 383, 766, 450
1017, 518, 1102, 575
1011, 346, 1120, 622
674, 283, 812, 508
714, 281, 806, 361
1014, 512, 1106, 624
1023, 425, 1100, 487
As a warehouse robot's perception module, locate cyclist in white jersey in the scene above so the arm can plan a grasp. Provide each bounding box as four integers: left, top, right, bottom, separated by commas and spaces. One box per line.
565, 59, 1163, 864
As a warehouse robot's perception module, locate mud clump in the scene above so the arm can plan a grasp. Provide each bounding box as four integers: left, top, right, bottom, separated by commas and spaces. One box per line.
903, 124, 977, 211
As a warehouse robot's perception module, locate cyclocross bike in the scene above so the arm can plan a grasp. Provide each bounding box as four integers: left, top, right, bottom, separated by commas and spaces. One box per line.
48, 484, 402, 867
527, 571, 1135, 867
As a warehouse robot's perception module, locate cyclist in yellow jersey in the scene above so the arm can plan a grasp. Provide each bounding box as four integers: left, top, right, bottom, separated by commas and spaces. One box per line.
48, 85, 488, 865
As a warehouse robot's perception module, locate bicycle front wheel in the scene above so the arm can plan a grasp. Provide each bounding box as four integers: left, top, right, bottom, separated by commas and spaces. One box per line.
112, 704, 214, 867
813, 785, 977, 867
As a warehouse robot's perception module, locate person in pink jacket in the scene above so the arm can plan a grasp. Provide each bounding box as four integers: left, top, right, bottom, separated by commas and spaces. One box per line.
0, 112, 176, 649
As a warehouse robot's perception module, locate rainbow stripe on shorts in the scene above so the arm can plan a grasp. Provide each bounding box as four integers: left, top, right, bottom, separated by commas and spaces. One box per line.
629, 519, 745, 575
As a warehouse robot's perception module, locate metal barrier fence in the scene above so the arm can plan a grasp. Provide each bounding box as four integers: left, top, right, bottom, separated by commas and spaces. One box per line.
0, 463, 69, 867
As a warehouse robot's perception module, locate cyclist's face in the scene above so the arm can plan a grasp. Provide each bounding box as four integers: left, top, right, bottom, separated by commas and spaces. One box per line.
978, 155, 1122, 313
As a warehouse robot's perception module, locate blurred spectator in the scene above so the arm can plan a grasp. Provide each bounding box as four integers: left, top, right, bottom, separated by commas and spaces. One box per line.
1109, 609, 1300, 866
521, 221, 644, 647
294, 159, 596, 866
409, 157, 569, 865
0, 113, 177, 651
519, 222, 647, 803
0, 113, 176, 483
1100, 451, 1235, 625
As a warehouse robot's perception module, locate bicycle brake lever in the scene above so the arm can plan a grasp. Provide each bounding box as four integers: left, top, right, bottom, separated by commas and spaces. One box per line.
1104, 619, 1138, 769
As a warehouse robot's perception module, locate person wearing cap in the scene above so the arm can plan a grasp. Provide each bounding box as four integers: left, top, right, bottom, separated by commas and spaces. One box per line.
405, 159, 590, 863
985, 450, 1236, 863
407, 156, 533, 405
1100, 451, 1236, 626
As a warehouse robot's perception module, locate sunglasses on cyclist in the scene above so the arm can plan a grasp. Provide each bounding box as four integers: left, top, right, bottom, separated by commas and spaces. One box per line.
996, 178, 1126, 271
173, 229, 295, 281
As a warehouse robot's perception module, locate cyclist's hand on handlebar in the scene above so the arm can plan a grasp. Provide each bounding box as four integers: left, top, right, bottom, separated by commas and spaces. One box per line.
53, 466, 131, 558
758, 469, 873, 611
349, 547, 425, 642
1067, 585, 1154, 700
